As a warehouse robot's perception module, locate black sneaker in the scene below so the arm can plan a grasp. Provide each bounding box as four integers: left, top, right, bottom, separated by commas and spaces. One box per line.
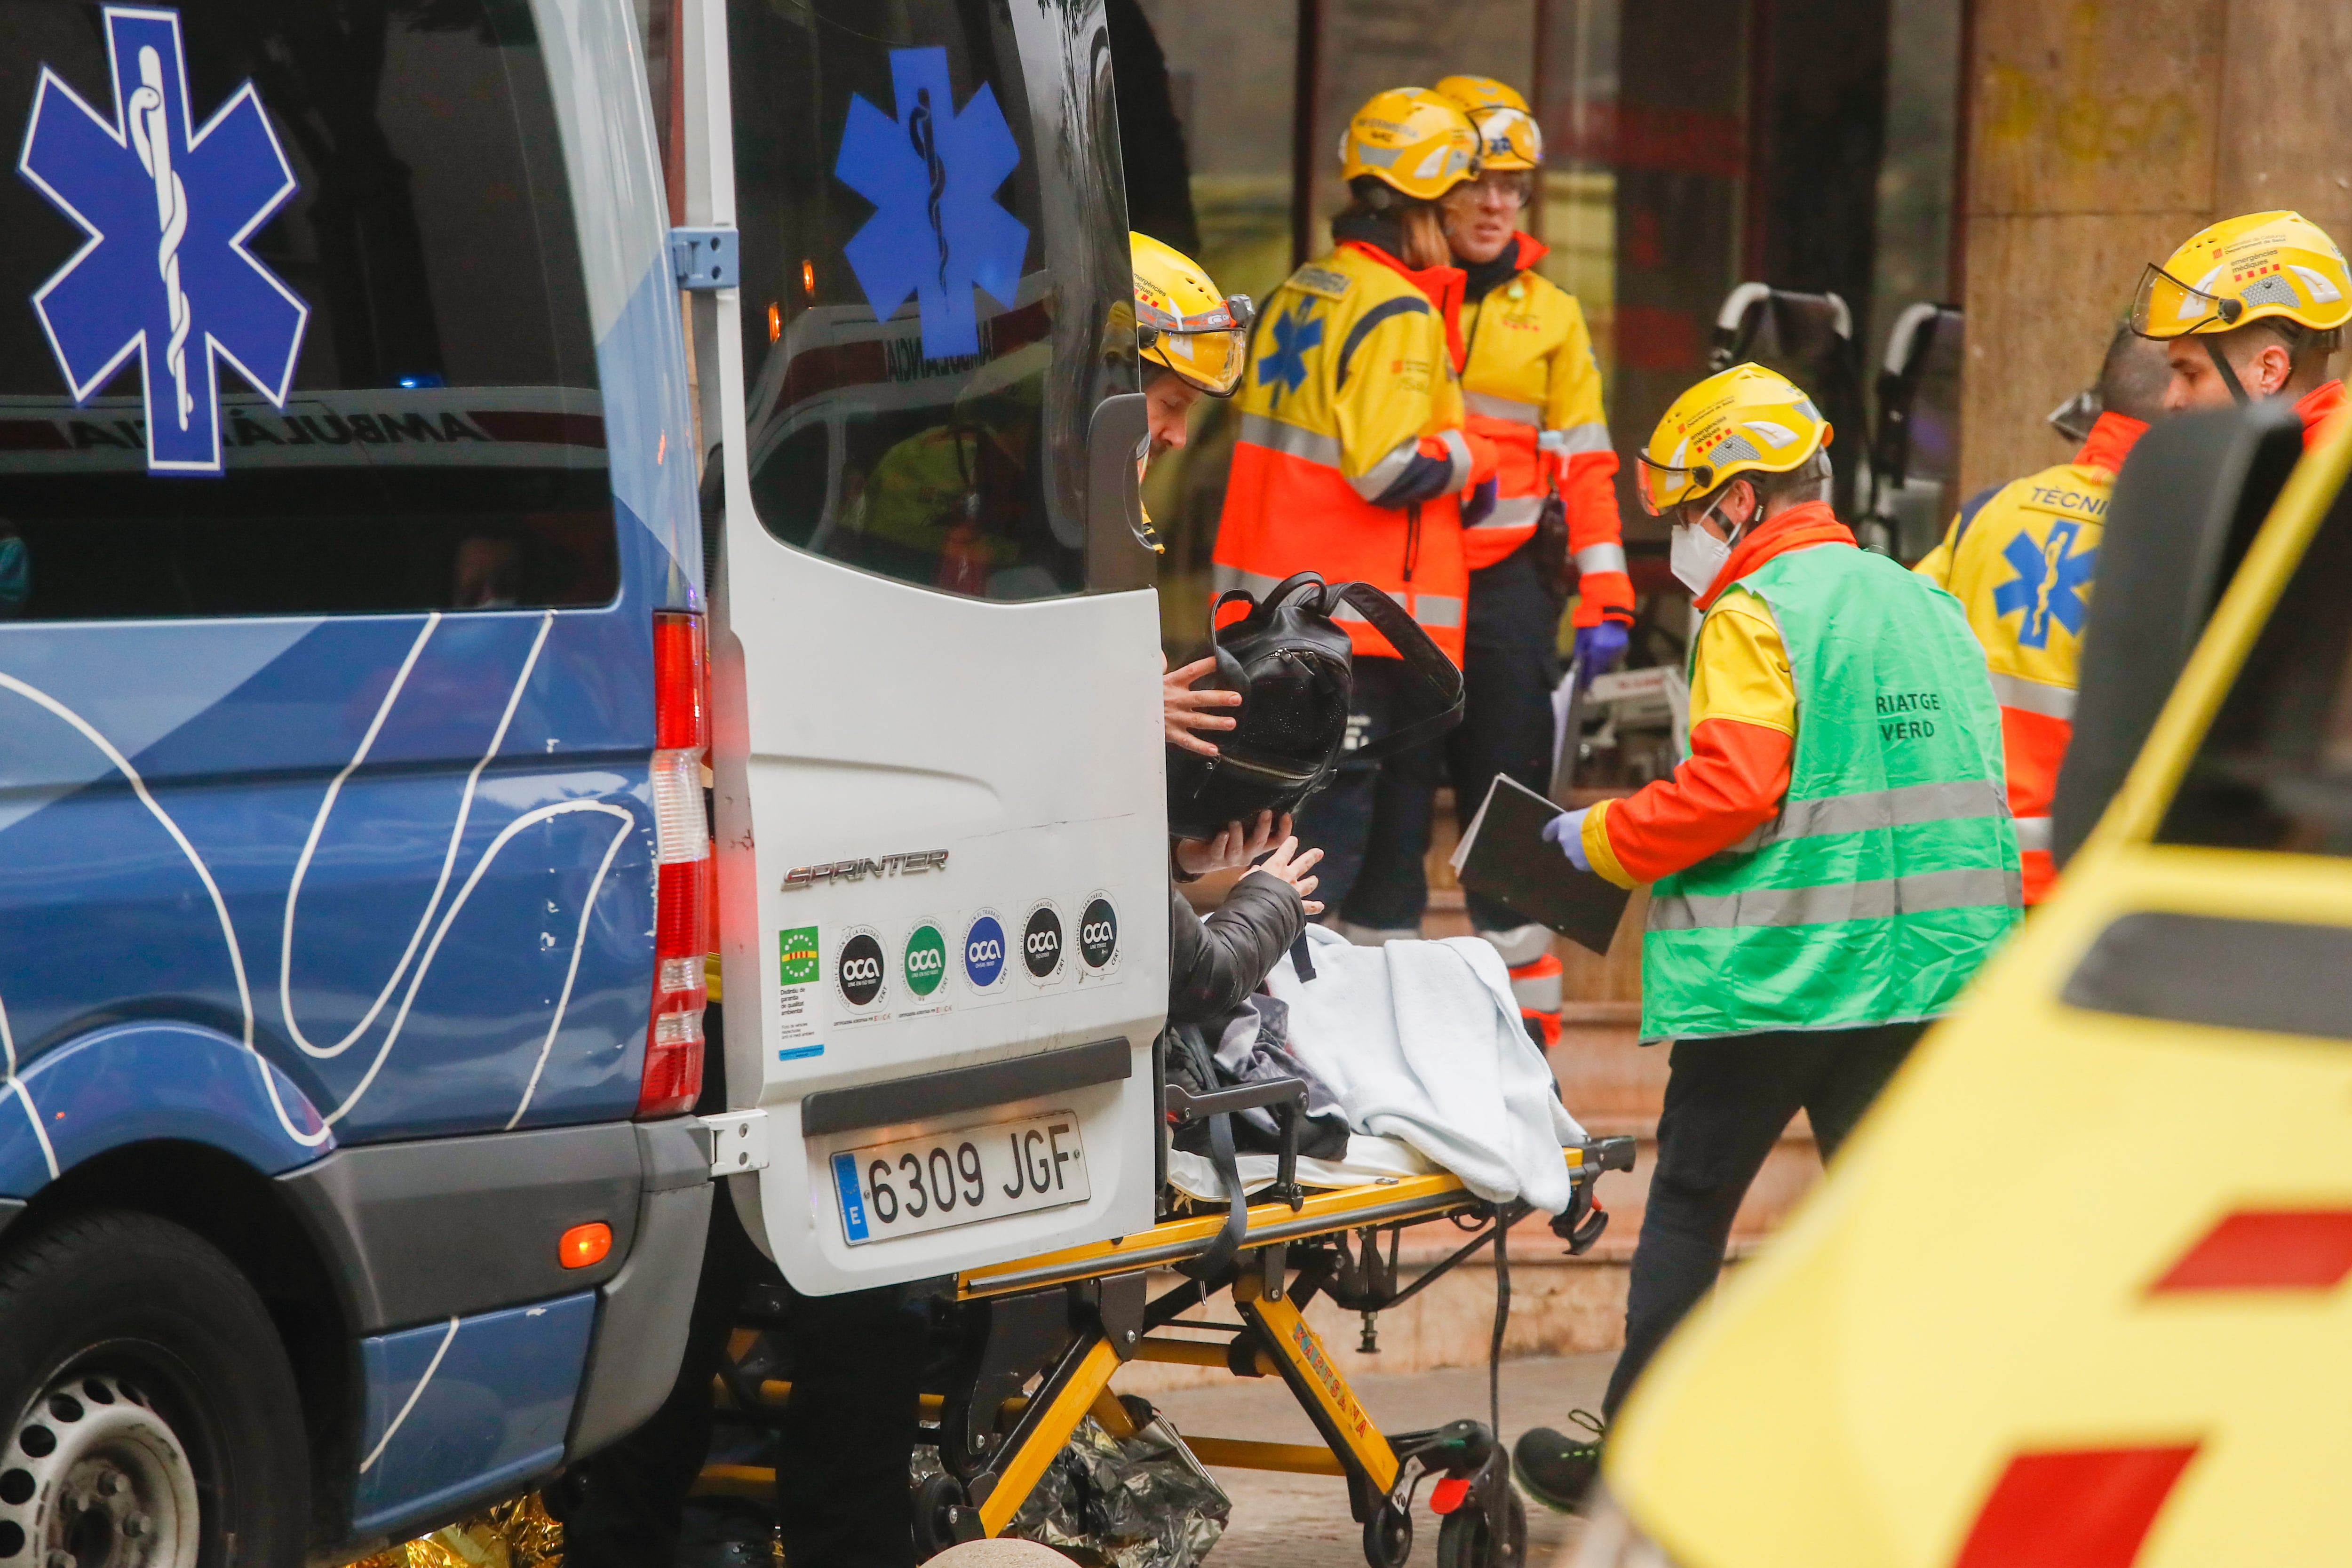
1512, 1409, 1605, 1514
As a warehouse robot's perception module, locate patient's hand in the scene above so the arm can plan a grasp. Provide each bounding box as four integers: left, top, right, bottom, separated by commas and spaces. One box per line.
1164, 653, 1241, 756
1244, 835, 1324, 916
1174, 811, 1287, 877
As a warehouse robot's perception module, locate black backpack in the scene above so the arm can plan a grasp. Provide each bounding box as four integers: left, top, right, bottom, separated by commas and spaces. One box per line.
1166, 572, 1464, 841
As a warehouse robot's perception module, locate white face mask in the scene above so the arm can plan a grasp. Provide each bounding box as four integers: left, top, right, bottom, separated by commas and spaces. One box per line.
1670, 501, 1738, 597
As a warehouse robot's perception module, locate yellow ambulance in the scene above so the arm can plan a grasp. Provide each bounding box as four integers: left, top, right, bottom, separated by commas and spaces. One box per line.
1581, 403, 2352, 1568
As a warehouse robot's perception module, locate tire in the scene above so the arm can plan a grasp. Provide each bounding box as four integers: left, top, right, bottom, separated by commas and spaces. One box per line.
908, 1470, 968, 1560
1435, 1488, 1526, 1568
0, 1211, 309, 1568
1361, 1501, 1412, 1568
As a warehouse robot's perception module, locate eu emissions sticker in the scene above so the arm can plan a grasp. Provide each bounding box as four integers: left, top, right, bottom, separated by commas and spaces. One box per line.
832, 1152, 869, 1242
777, 924, 821, 1048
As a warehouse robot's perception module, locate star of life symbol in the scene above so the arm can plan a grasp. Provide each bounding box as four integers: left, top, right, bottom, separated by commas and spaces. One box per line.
1994, 517, 2096, 650
1257, 303, 1322, 405
17, 7, 309, 475
834, 48, 1027, 363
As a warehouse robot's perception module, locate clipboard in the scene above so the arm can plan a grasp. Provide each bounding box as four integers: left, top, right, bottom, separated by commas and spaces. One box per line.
1451, 773, 1633, 956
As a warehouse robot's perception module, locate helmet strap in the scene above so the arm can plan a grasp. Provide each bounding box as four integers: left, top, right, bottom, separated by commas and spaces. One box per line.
2203, 335, 2253, 406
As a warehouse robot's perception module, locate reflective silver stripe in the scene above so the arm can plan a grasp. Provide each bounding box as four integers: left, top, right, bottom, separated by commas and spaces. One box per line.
1438, 428, 1472, 493
1469, 494, 1545, 532
1350, 435, 1423, 502
1540, 421, 1614, 456
1732, 779, 2008, 851
1330, 588, 1405, 622
1414, 593, 1465, 629
1237, 412, 1341, 469
1649, 865, 2021, 931
1987, 671, 2077, 721
1212, 563, 1284, 600
1574, 541, 1629, 575
1465, 390, 1542, 425
2013, 815, 2053, 852
1326, 588, 1464, 630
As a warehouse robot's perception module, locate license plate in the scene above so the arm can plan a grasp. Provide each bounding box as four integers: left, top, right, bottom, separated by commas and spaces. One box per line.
830, 1110, 1089, 1246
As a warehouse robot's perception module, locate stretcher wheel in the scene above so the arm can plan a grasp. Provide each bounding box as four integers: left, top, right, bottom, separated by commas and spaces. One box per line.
1362, 1502, 1412, 1567
1435, 1488, 1525, 1568
911, 1471, 971, 1559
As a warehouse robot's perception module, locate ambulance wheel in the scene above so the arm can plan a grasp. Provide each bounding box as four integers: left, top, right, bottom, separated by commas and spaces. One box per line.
1362, 1501, 1412, 1567
911, 1470, 972, 1558
1435, 1489, 1526, 1568
0, 1210, 308, 1568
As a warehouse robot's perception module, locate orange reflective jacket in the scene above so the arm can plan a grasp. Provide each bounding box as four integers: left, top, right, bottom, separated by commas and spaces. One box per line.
1213, 239, 1494, 664
1457, 234, 1630, 628
1912, 411, 2145, 902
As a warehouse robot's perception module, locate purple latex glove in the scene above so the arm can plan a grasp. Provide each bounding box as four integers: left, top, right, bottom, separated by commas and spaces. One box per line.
1541, 807, 1592, 872
1573, 621, 1629, 687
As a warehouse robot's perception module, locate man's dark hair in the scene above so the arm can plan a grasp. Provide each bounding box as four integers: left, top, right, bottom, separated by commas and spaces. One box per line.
2096, 324, 2173, 422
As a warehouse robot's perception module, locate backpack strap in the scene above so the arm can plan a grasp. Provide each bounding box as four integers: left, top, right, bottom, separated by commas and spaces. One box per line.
1327, 581, 1466, 761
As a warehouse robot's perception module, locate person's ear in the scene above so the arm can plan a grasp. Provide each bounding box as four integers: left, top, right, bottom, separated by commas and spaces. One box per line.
2257, 340, 2294, 397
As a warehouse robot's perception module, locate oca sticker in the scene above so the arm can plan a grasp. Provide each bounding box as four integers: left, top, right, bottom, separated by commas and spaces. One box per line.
1078, 895, 1119, 971
1022, 901, 1065, 982
903, 922, 948, 998
836, 928, 887, 1009
963, 912, 1008, 991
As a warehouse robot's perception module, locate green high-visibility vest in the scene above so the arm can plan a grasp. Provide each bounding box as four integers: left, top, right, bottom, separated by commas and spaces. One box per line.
1641, 543, 2021, 1043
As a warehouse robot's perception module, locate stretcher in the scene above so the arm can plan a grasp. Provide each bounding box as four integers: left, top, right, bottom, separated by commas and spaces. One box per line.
697, 1072, 1635, 1566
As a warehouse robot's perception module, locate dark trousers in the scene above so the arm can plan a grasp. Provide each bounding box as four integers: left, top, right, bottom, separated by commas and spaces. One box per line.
556, 1006, 930, 1568
1296, 654, 1445, 930
1446, 541, 1565, 932
1599, 1020, 1926, 1418
554, 1186, 929, 1568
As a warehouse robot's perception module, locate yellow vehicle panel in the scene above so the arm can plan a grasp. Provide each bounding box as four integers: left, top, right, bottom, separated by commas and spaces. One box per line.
1605, 422, 2352, 1566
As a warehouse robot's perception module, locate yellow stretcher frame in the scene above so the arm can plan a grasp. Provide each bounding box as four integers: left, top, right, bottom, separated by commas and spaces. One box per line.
698, 1137, 1633, 1564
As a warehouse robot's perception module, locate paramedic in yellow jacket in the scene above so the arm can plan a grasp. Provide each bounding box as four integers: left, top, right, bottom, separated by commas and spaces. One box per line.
1214, 88, 1500, 930
1424, 74, 1628, 1026
1913, 326, 2170, 904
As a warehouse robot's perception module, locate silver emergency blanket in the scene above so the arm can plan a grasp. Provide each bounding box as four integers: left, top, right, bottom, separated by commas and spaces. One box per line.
1007, 1411, 1230, 1568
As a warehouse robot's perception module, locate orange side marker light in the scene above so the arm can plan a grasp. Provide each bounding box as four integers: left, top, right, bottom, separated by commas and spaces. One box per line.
560, 1222, 613, 1269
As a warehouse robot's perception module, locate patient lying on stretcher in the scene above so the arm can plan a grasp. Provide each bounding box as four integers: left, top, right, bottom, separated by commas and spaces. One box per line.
1162, 810, 1587, 1219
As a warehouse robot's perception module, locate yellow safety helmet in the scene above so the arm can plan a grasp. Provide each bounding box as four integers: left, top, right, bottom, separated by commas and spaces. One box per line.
1338, 88, 1480, 202
1131, 232, 1254, 398
2131, 210, 2352, 339
1636, 362, 1831, 516
1434, 75, 1543, 172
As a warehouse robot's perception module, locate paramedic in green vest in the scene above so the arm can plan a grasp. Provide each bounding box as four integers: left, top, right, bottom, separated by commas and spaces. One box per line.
1511, 363, 2021, 1512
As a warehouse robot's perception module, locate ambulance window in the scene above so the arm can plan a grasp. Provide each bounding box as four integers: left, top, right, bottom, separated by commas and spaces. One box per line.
0, 0, 616, 621
2158, 489, 2352, 854
728, 0, 1129, 602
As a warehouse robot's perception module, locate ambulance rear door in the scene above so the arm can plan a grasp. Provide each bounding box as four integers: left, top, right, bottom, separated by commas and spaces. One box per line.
682, 0, 1168, 1291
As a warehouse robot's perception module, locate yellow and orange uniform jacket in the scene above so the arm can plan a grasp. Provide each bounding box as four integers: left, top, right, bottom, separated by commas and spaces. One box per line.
1214, 239, 1496, 664
1579, 503, 1858, 886
1457, 233, 1631, 627
1911, 412, 2143, 903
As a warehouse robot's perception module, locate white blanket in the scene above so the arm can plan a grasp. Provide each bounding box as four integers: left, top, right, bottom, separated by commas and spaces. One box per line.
1267, 924, 1585, 1213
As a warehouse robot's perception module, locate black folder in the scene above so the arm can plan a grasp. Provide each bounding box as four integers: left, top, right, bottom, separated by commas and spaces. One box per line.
1451, 773, 1634, 956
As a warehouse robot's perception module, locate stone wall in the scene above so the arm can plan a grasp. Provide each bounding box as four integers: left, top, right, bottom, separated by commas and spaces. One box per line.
1960, 0, 2352, 497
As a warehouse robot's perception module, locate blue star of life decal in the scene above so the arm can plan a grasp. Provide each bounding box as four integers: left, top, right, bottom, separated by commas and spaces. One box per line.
1257, 303, 1322, 404
1993, 517, 2096, 649
834, 48, 1027, 363
18, 7, 308, 476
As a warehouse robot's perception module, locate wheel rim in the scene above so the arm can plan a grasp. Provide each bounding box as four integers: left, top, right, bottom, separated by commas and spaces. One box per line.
0, 1372, 202, 1568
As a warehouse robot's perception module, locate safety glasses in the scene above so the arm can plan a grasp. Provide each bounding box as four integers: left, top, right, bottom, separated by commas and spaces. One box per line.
1634, 452, 1713, 516
2130, 262, 2243, 339
1139, 294, 1257, 397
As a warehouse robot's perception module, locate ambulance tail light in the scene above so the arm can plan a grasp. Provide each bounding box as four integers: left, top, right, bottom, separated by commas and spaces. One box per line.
641, 609, 711, 1119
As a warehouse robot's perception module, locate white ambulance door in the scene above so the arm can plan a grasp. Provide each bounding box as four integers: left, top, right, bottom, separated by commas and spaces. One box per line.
682, 0, 1168, 1293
